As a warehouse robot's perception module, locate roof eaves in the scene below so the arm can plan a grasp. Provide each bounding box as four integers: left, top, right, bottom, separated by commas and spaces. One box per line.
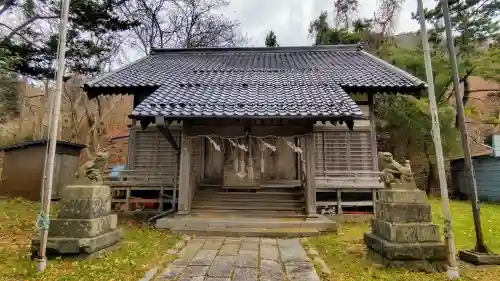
360, 50, 428, 89
150, 44, 360, 55
128, 114, 365, 121
83, 55, 151, 88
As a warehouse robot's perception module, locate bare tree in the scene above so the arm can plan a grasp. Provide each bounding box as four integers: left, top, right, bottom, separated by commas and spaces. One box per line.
333, 0, 359, 30
0, 0, 57, 44
373, 0, 406, 36
121, 0, 245, 54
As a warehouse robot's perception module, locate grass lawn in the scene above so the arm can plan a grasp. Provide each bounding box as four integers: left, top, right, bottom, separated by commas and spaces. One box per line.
306, 199, 500, 281
0, 198, 181, 281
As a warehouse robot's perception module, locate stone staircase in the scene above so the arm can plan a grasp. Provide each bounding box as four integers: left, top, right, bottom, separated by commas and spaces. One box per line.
190, 186, 306, 218
156, 185, 338, 237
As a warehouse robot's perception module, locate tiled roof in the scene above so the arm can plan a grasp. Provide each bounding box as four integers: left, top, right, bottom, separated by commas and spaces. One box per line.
84, 45, 427, 119
131, 84, 363, 118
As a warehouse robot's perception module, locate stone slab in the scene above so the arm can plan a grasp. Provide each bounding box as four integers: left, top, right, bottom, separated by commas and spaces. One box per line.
368, 248, 447, 273
285, 262, 320, 281
190, 250, 218, 266
260, 245, 280, 261
49, 214, 117, 238
31, 228, 123, 255
233, 267, 258, 281
204, 278, 230, 281
260, 238, 278, 246
202, 239, 224, 250
377, 189, 427, 204
58, 198, 111, 219
371, 219, 441, 243
219, 243, 239, 256
225, 237, 243, 243
375, 202, 432, 223
63, 185, 111, 199
387, 182, 419, 190
207, 256, 234, 277
183, 265, 210, 277
234, 250, 258, 268
364, 232, 447, 260
177, 277, 205, 281
278, 239, 309, 264
242, 237, 260, 243
260, 259, 284, 281
156, 263, 185, 281
179, 242, 205, 260
459, 250, 500, 265
240, 242, 259, 251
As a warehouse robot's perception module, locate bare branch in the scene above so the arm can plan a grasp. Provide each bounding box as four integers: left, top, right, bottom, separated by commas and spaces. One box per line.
1, 14, 58, 43
0, 0, 16, 17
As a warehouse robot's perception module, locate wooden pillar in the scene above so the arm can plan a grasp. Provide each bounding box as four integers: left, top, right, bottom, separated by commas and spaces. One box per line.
305, 134, 317, 218
177, 135, 192, 215
368, 94, 379, 171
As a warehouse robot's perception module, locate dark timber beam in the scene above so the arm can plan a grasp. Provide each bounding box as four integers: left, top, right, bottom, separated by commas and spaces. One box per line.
140, 119, 152, 130
155, 116, 180, 151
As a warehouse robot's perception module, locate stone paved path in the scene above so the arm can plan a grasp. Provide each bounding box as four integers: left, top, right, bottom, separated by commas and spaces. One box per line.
155, 237, 320, 281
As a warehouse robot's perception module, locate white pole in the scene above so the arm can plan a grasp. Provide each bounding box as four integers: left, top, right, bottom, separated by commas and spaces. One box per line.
440, 0, 488, 254
36, 0, 71, 272
416, 0, 459, 279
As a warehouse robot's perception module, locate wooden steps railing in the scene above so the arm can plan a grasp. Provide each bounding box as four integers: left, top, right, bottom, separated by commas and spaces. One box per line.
315, 170, 382, 215
104, 169, 176, 213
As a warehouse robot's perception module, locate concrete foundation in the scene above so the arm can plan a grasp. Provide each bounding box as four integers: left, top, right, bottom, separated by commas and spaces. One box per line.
364, 182, 447, 273
31, 185, 123, 259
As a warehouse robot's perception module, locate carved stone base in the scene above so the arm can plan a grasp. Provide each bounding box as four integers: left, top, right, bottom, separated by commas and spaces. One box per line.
31, 184, 123, 259
367, 249, 447, 273
364, 232, 447, 260
31, 228, 123, 258
459, 250, 500, 265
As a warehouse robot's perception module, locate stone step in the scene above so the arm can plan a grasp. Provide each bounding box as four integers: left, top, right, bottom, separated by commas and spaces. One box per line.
196, 190, 304, 197
195, 195, 303, 202
196, 195, 303, 202
191, 204, 304, 211
156, 217, 337, 232
192, 200, 303, 208
170, 227, 321, 238
189, 209, 305, 218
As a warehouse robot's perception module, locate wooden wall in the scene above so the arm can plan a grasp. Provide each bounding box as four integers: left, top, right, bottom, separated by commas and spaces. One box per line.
451, 155, 500, 202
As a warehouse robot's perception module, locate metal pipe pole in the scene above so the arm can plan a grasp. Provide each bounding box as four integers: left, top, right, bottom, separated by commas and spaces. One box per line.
417, 1, 459, 278
36, 0, 71, 272
440, 0, 489, 253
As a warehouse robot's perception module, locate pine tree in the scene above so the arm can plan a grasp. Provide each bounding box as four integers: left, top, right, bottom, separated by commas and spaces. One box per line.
1, 0, 139, 79
265, 31, 279, 47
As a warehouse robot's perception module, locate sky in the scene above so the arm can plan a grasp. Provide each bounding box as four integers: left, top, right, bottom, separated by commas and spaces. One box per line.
220, 0, 437, 47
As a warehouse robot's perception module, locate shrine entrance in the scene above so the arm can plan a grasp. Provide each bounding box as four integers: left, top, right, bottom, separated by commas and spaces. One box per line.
202, 136, 300, 189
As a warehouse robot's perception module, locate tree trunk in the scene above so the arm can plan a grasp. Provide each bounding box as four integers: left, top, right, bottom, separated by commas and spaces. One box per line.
426, 161, 440, 195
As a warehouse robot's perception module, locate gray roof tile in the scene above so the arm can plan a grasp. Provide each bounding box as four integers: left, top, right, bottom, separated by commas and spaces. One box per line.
84, 45, 426, 119
131, 84, 363, 118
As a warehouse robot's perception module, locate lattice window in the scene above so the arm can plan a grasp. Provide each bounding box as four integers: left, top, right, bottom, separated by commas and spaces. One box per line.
315, 129, 375, 175
131, 128, 180, 175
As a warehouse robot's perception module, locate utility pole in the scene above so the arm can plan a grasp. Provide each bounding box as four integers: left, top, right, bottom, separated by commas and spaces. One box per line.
440, 0, 489, 253
36, 0, 71, 272
417, 1, 459, 278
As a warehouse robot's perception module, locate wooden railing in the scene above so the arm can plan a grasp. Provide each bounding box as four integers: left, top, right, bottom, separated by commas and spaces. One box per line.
104, 169, 176, 213
316, 171, 382, 189
315, 170, 383, 215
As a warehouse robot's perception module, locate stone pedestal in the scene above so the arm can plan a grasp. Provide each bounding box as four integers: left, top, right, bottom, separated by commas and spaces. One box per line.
31, 185, 123, 258
364, 182, 447, 273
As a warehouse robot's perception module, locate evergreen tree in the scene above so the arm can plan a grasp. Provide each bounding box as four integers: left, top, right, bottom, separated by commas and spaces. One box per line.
413, 0, 500, 100
0, 47, 20, 122
264, 30, 279, 47
1, 0, 139, 79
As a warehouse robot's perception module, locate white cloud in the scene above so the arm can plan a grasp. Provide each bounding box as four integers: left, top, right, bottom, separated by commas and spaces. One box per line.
222, 0, 437, 47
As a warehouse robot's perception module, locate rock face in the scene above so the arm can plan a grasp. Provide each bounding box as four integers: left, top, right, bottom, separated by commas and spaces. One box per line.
364, 181, 448, 273
31, 185, 123, 258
